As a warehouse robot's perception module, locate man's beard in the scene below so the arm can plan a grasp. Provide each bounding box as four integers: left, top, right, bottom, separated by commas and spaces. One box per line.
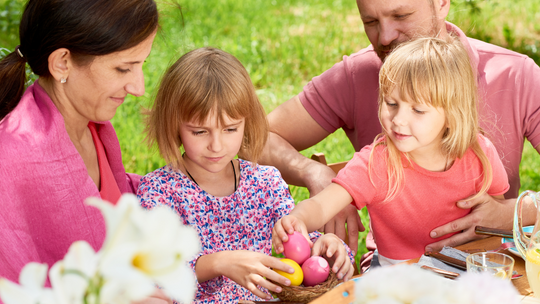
375, 16, 440, 62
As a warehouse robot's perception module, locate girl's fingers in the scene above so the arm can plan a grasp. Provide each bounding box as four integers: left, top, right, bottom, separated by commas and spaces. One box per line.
311, 238, 324, 256
263, 267, 292, 287
344, 262, 355, 281
256, 275, 283, 294
280, 217, 296, 236
265, 257, 294, 274
246, 281, 272, 300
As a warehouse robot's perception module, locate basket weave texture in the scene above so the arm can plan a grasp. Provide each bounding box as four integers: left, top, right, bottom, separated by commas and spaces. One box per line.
269, 271, 340, 303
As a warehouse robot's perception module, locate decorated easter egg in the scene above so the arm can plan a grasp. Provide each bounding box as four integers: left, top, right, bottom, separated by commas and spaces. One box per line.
274, 258, 304, 286
301, 256, 330, 287
282, 231, 311, 265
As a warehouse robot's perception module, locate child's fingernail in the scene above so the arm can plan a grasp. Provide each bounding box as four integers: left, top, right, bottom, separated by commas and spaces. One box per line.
267, 296, 273, 300
351, 250, 356, 256
333, 266, 338, 273
285, 280, 291, 286
430, 231, 437, 238
338, 273, 343, 279
426, 246, 433, 252
276, 287, 282, 293
289, 267, 294, 273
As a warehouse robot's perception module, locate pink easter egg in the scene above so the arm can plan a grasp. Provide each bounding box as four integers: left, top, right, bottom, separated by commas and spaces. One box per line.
282, 231, 311, 265
302, 256, 330, 287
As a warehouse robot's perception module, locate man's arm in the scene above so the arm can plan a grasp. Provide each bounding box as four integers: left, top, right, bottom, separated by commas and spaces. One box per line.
261, 95, 335, 194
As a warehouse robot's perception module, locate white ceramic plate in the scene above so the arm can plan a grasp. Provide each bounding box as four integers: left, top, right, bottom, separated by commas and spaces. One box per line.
502, 225, 534, 258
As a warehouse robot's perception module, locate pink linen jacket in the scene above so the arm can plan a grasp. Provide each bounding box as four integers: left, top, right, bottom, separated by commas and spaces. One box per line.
0, 81, 140, 284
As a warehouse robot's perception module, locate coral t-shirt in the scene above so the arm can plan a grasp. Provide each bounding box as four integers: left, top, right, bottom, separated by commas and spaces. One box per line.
301, 22, 540, 199
332, 135, 509, 261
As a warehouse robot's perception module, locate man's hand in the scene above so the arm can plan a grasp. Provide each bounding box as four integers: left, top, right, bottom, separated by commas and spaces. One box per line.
318, 205, 364, 255
425, 192, 515, 252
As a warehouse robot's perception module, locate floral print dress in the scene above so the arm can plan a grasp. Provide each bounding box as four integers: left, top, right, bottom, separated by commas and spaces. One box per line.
137, 159, 296, 303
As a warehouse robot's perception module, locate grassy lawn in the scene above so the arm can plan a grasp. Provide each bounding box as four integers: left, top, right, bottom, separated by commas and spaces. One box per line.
1, 0, 540, 260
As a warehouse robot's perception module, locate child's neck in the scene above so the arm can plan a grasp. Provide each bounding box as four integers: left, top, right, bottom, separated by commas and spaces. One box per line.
408, 150, 453, 172
182, 157, 239, 197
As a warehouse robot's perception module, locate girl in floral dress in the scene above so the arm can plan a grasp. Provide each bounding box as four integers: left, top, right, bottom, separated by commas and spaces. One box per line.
137, 47, 354, 303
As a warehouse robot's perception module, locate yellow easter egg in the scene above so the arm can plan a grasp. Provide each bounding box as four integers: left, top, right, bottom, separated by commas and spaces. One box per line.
274, 258, 304, 286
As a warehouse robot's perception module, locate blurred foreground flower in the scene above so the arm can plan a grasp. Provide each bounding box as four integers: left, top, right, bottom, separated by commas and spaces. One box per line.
0, 263, 55, 304
354, 264, 520, 304
0, 194, 201, 304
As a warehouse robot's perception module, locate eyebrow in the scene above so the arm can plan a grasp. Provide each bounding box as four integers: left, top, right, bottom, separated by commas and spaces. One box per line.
122, 61, 143, 65
362, 5, 411, 20
185, 121, 243, 128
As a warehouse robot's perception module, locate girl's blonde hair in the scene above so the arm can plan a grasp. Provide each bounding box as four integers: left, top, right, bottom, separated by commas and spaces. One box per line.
146, 47, 269, 169
373, 36, 492, 201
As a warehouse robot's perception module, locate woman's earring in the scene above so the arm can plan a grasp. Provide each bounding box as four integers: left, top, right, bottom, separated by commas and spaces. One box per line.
60, 78, 67, 84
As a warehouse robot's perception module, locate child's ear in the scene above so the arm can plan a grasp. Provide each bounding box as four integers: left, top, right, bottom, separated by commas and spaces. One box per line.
47, 48, 71, 83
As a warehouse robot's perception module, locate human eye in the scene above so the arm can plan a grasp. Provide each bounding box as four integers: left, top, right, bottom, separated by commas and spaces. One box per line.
413, 108, 426, 114
116, 67, 130, 73
363, 20, 376, 26
225, 127, 238, 133
395, 12, 413, 20
192, 130, 207, 136
385, 100, 397, 107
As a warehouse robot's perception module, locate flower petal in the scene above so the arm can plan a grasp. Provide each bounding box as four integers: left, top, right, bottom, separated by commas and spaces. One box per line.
19, 262, 48, 293
0, 278, 34, 304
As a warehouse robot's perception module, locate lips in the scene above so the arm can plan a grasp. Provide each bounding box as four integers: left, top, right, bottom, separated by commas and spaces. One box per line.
110, 97, 125, 104
393, 131, 411, 141
206, 156, 224, 162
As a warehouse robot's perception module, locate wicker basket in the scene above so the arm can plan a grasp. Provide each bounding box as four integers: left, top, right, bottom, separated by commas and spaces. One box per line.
269, 271, 341, 303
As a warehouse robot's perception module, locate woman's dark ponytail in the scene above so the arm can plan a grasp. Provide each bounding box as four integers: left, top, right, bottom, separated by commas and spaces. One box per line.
0, 49, 27, 121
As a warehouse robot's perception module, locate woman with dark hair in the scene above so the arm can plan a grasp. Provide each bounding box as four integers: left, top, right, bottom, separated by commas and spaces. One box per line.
0, 0, 164, 297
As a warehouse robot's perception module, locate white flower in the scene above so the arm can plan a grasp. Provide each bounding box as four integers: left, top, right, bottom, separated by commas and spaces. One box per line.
48, 241, 99, 304
87, 194, 201, 303
354, 264, 520, 304
0, 262, 56, 304
455, 272, 519, 304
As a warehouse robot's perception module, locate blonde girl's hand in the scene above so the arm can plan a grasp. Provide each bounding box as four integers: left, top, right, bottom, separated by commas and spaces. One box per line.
272, 215, 311, 254
215, 250, 294, 300
311, 233, 354, 281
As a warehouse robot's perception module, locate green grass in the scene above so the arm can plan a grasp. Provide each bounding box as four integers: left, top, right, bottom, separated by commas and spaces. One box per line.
2, 0, 540, 261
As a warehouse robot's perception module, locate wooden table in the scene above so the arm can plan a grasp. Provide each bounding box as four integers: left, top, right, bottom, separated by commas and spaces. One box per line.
308, 236, 537, 304
240, 236, 539, 303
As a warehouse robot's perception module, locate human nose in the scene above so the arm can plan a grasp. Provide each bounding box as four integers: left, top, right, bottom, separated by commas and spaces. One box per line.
379, 21, 399, 46
391, 108, 408, 126
208, 133, 223, 152
125, 67, 145, 97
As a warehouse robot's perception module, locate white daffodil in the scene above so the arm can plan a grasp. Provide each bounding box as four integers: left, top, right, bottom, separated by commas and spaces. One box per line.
48, 241, 99, 304
87, 194, 201, 304
0, 262, 56, 304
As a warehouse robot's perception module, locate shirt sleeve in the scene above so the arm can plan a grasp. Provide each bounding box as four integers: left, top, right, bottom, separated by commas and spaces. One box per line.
137, 173, 176, 210
264, 166, 295, 221
332, 144, 384, 209
520, 57, 540, 148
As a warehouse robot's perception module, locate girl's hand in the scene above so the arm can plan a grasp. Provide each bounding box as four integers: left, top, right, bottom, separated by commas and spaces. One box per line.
272, 215, 311, 254
215, 250, 294, 300
311, 233, 354, 281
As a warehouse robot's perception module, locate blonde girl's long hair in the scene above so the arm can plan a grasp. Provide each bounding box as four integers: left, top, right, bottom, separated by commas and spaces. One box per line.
145, 47, 269, 169
371, 36, 493, 202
